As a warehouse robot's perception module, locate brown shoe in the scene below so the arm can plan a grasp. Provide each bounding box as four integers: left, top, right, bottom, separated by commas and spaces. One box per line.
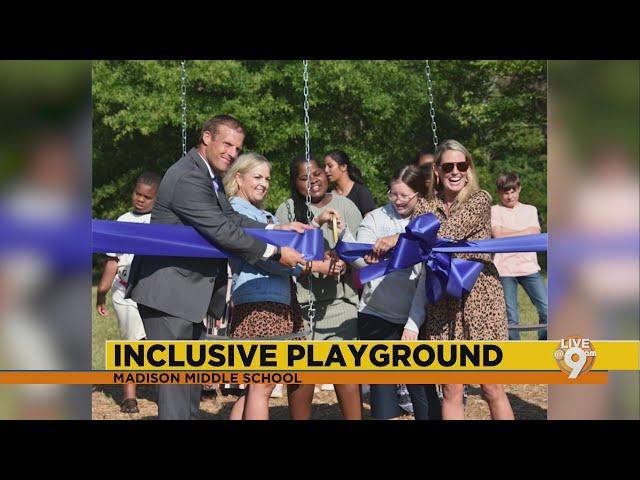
120, 398, 139, 414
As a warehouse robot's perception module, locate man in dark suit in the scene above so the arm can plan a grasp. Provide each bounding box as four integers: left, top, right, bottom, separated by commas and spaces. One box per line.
128, 115, 310, 420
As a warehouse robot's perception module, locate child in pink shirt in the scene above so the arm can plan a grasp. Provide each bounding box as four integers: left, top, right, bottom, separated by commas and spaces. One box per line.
491, 173, 547, 340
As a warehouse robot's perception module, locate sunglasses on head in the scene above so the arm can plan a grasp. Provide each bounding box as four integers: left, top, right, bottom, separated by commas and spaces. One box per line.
438, 161, 469, 173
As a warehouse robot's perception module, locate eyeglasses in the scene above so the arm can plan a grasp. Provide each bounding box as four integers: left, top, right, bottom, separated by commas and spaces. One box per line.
438, 161, 469, 173
387, 190, 419, 202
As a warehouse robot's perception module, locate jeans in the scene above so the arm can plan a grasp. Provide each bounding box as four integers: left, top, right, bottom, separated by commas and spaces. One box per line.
500, 272, 548, 340
358, 311, 441, 420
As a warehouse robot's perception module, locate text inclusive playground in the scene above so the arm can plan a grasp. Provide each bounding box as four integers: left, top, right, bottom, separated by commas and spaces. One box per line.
101, 340, 639, 384
2, 340, 636, 386
107, 341, 504, 370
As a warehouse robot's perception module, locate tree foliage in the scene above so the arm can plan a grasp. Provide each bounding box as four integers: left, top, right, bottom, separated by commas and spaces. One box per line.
93, 60, 547, 232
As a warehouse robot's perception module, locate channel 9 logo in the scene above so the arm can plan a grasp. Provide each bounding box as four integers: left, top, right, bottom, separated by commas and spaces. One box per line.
554, 336, 597, 379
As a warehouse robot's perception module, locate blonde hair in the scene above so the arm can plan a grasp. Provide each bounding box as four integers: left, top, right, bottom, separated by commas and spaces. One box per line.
429, 139, 481, 207
223, 152, 272, 206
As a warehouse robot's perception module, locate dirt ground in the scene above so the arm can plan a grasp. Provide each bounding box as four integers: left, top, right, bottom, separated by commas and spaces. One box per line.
92, 383, 547, 420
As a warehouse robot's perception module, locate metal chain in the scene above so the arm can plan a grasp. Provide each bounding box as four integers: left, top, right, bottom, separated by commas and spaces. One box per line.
180, 60, 187, 156
424, 60, 438, 149
303, 61, 313, 223
302, 60, 316, 334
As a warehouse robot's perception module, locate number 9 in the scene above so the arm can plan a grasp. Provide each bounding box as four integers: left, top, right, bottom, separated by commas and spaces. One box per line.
564, 347, 587, 379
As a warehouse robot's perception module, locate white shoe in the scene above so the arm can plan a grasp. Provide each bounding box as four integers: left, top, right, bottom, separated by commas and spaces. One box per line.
270, 384, 284, 398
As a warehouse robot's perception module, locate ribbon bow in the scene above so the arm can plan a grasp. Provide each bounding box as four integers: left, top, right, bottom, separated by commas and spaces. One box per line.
336, 213, 547, 304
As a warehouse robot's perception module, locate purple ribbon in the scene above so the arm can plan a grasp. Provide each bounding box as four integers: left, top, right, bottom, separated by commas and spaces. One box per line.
336, 213, 548, 304
92, 219, 324, 260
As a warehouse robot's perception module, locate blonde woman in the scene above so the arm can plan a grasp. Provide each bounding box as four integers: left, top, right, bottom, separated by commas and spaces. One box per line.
407, 139, 514, 420
222, 152, 340, 420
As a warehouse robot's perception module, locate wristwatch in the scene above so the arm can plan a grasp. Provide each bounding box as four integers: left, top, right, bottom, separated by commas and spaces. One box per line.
271, 245, 282, 262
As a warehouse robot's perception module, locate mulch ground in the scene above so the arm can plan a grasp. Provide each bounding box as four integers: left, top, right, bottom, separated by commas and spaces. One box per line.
92, 383, 546, 420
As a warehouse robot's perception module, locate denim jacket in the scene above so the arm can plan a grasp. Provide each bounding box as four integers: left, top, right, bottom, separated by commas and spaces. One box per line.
229, 196, 302, 305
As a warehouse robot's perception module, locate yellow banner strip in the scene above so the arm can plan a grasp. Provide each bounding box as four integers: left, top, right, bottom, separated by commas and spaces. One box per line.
105, 340, 639, 371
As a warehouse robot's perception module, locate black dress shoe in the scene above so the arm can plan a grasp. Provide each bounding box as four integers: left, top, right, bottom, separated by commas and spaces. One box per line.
120, 398, 139, 414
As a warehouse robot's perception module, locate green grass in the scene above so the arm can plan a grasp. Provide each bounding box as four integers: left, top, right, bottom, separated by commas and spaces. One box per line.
92, 278, 547, 369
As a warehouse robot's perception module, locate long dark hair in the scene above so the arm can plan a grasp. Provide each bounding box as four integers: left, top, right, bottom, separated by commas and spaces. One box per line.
290, 155, 317, 224
325, 149, 364, 185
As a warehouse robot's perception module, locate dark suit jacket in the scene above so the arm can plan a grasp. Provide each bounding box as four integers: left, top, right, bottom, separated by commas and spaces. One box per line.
128, 148, 267, 323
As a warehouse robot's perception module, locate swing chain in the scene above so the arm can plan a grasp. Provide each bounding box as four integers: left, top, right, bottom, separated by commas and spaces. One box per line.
180, 60, 187, 157
303, 60, 313, 223
302, 60, 316, 332
424, 60, 438, 149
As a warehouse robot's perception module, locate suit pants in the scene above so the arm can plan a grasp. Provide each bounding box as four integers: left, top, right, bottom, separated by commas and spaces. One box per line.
139, 304, 204, 420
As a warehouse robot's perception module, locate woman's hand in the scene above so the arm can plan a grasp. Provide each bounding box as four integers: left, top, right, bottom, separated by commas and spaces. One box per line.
273, 221, 315, 233
311, 253, 346, 277
363, 234, 400, 264
372, 234, 399, 257
363, 253, 381, 264
315, 208, 344, 232
311, 259, 337, 276
329, 258, 347, 277
324, 250, 347, 277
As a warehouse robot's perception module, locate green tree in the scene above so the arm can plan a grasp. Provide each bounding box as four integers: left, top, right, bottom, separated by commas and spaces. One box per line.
93, 60, 547, 253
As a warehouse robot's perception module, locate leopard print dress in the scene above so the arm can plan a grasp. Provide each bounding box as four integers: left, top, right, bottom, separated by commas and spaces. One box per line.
412, 190, 508, 341
230, 282, 306, 340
